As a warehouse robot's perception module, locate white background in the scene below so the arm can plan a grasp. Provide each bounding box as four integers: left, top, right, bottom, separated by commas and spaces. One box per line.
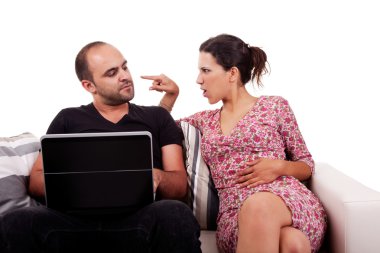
1, 0, 379, 191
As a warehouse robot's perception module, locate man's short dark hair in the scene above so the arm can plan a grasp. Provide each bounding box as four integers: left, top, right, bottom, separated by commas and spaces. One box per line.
75, 41, 107, 82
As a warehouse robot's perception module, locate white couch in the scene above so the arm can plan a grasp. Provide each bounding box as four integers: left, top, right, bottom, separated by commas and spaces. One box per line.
199, 163, 380, 253
3, 132, 380, 252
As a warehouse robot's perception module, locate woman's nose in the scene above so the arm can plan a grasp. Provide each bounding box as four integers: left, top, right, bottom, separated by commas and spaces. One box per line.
196, 74, 203, 85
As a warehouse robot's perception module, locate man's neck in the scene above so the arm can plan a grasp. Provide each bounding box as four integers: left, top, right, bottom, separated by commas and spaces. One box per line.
93, 101, 130, 124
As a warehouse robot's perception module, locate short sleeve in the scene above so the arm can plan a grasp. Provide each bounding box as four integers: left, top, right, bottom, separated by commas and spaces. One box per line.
46, 110, 67, 134
156, 107, 183, 147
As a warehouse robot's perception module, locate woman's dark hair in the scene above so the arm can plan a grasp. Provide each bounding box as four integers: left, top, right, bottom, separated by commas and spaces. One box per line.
199, 34, 268, 86
75, 41, 107, 82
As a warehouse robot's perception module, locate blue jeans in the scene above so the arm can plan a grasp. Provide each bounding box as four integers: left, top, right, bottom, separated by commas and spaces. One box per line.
0, 200, 201, 253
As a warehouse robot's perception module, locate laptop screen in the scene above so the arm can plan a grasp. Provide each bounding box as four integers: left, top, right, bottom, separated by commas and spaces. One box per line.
41, 131, 154, 215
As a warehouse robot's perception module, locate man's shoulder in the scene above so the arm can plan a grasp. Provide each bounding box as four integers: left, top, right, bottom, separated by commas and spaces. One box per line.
58, 103, 93, 115
130, 103, 168, 115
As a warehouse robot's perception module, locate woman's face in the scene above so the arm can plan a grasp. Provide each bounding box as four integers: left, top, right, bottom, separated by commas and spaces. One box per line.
196, 52, 230, 104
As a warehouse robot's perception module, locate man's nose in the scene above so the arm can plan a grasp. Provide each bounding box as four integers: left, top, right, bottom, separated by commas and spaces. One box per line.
119, 69, 131, 81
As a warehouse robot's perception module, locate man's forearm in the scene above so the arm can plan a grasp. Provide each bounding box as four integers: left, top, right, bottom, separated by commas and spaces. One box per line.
154, 169, 187, 199
28, 154, 46, 198
29, 171, 45, 198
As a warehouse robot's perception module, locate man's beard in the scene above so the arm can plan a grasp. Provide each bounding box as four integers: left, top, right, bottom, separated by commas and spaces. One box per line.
103, 92, 134, 106
95, 82, 135, 106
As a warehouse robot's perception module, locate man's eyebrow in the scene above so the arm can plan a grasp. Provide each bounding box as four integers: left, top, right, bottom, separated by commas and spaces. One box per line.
102, 60, 128, 77
103, 67, 118, 77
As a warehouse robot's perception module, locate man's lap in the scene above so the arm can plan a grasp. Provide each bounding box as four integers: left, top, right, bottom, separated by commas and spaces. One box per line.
1, 200, 200, 253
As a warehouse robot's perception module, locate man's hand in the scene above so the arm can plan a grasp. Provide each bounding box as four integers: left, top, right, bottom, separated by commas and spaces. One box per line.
152, 168, 163, 193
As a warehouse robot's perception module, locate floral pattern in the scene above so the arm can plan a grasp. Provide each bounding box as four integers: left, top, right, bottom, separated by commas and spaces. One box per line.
180, 96, 327, 253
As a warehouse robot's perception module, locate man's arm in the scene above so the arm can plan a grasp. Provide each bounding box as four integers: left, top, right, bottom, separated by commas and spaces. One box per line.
29, 153, 45, 197
153, 144, 187, 199
29, 145, 188, 199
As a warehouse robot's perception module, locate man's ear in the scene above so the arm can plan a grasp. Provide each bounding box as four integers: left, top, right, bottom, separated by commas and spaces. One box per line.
81, 80, 96, 93
229, 67, 239, 83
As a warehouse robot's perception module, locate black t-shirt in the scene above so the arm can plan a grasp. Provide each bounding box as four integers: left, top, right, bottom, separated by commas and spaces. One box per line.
46, 103, 183, 169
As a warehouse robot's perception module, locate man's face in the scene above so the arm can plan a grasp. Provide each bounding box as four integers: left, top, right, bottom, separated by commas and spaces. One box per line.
86, 44, 134, 105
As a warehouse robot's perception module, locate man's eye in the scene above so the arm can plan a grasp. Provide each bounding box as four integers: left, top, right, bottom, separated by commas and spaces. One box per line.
107, 70, 116, 77
202, 69, 210, 73
122, 65, 128, 71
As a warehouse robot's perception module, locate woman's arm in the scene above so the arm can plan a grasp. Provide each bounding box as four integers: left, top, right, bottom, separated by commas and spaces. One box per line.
236, 158, 311, 188
141, 74, 179, 112
236, 97, 313, 188
277, 97, 315, 174
141, 74, 206, 129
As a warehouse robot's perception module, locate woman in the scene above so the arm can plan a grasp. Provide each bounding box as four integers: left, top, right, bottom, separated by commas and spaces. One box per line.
143, 34, 326, 253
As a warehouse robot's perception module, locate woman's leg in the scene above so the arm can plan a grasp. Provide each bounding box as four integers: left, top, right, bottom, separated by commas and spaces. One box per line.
236, 192, 292, 253
279, 226, 311, 253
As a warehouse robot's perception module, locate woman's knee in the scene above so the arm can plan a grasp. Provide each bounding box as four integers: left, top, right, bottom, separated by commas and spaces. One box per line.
239, 192, 292, 226
240, 193, 272, 216
280, 227, 311, 253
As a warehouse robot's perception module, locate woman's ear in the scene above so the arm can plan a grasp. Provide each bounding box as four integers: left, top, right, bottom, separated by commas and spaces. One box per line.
81, 80, 96, 93
229, 66, 239, 83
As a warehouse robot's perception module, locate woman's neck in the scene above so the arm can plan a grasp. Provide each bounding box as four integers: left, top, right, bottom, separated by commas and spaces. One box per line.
222, 86, 257, 113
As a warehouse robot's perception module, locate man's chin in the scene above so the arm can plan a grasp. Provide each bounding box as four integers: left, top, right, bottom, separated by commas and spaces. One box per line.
107, 96, 134, 106
121, 90, 134, 101
119, 92, 134, 103
126, 94, 134, 101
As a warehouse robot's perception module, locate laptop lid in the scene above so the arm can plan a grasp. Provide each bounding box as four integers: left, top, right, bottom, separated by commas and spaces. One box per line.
40, 131, 154, 215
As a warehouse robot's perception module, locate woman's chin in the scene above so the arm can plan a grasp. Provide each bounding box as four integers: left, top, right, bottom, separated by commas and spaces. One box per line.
208, 98, 219, 105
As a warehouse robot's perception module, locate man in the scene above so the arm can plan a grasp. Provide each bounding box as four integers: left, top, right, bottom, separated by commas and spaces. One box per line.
1, 41, 201, 253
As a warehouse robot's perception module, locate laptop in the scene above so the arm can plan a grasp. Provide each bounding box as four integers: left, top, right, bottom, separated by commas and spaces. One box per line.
40, 131, 154, 216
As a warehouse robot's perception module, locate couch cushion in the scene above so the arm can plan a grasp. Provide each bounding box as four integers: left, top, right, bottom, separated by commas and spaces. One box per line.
0, 132, 41, 214
180, 121, 219, 230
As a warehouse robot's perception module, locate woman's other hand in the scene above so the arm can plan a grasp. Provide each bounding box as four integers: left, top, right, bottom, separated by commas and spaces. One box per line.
235, 158, 285, 188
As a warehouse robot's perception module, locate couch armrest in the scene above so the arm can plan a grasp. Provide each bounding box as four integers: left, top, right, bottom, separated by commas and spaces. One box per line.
311, 163, 380, 253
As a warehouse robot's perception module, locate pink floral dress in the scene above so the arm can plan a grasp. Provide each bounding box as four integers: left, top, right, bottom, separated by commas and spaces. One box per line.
180, 96, 327, 253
